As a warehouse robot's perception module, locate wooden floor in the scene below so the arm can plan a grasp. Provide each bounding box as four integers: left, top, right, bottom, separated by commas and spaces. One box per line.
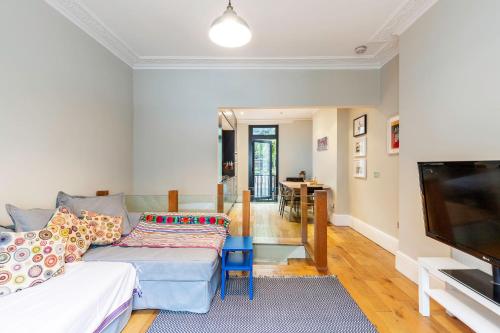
123, 203, 472, 333
228, 202, 303, 244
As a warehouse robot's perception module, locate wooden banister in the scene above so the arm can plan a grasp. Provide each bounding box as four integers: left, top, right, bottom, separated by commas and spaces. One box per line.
314, 190, 328, 272
242, 190, 251, 237
96, 190, 109, 196
168, 190, 178, 212
300, 184, 308, 243
217, 183, 224, 213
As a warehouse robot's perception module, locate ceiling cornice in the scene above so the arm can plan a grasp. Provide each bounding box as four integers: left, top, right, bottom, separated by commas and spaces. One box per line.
45, 0, 138, 66
133, 56, 382, 70
45, 0, 438, 70
237, 119, 310, 125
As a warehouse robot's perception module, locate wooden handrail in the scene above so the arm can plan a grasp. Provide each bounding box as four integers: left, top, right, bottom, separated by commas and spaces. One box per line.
217, 183, 224, 213
168, 190, 178, 212
242, 190, 251, 236
314, 190, 328, 272
300, 184, 308, 243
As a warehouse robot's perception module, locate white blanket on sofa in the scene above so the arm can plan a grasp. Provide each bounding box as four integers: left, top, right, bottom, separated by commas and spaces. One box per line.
0, 261, 137, 333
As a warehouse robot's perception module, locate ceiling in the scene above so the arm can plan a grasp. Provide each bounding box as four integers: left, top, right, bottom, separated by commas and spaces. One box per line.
229, 108, 317, 124
45, 0, 437, 69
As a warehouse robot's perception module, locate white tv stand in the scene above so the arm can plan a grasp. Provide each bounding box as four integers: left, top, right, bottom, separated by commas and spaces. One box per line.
418, 257, 500, 333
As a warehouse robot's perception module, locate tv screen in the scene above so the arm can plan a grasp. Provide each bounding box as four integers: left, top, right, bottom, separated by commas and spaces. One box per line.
418, 161, 500, 266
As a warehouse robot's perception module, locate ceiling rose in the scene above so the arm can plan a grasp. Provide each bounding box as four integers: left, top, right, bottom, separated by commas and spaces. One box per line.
209, 0, 252, 48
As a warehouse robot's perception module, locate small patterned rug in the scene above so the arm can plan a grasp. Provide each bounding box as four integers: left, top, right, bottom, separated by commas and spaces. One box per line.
147, 276, 378, 333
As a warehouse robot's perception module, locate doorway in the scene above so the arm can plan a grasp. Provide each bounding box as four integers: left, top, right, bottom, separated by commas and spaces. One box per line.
249, 125, 278, 201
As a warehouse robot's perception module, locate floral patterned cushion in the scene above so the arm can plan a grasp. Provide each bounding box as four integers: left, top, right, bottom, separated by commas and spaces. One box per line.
46, 207, 94, 263
140, 212, 231, 229
80, 210, 122, 245
0, 229, 66, 296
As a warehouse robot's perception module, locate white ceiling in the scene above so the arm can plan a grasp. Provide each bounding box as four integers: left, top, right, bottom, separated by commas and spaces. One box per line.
45, 0, 437, 69
231, 108, 317, 124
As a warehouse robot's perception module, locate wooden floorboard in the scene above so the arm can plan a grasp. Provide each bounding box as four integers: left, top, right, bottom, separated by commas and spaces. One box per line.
122, 203, 473, 333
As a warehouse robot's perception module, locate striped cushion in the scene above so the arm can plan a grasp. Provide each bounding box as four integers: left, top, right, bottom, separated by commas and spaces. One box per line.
140, 212, 231, 229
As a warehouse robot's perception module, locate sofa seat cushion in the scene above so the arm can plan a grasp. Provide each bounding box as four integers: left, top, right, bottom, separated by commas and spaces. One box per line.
83, 245, 219, 281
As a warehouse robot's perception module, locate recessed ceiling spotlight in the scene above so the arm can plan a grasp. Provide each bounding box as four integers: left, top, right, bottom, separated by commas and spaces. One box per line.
355, 45, 368, 55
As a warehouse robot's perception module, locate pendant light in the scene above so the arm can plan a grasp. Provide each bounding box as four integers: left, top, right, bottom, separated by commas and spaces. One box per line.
209, 0, 252, 48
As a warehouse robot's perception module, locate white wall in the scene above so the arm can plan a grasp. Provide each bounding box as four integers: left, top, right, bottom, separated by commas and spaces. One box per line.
237, 120, 312, 193
0, 1, 133, 225
312, 109, 338, 215
398, 0, 500, 278
133, 69, 380, 196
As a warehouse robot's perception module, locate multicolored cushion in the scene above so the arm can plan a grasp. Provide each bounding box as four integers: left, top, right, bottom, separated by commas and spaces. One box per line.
56, 191, 132, 235
0, 229, 66, 296
80, 210, 122, 245
140, 212, 231, 229
46, 207, 94, 263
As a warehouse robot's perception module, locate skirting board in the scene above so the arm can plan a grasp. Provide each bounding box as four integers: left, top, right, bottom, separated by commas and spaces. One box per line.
395, 250, 419, 283
331, 214, 352, 227
332, 214, 424, 284
332, 214, 399, 255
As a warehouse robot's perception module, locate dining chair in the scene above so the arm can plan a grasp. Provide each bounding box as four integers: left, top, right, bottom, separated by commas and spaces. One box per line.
307, 186, 323, 214
286, 177, 304, 182
279, 185, 294, 217
284, 188, 302, 221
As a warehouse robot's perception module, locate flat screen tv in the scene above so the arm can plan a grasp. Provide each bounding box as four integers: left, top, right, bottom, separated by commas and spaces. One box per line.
418, 161, 500, 274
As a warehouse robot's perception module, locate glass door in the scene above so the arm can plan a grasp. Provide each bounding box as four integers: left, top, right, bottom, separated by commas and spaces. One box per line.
252, 140, 273, 200
249, 125, 278, 201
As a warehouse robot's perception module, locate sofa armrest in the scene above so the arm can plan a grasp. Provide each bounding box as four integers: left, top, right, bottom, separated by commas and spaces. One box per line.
0, 225, 15, 232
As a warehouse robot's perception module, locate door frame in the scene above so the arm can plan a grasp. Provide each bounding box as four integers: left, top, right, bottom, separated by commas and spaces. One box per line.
248, 125, 279, 201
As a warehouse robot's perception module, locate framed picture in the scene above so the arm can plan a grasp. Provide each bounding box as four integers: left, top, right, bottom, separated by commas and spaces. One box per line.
354, 158, 367, 178
387, 115, 400, 154
353, 137, 367, 157
317, 136, 328, 151
353, 114, 367, 137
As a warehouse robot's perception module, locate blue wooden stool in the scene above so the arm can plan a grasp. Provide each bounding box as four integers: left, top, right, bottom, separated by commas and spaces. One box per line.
221, 236, 253, 300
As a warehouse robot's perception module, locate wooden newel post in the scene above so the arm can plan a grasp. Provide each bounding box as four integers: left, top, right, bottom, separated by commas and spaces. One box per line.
242, 190, 251, 237
168, 190, 178, 212
314, 190, 328, 273
217, 183, 224, 214
300, 184, 308, 244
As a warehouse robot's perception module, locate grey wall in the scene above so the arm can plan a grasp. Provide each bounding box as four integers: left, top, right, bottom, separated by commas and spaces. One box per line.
398, 0, 500, 266
237, 120, 312, 193
133, 69, 380, 195
347, 57, 399, 237
312, 108, 338, 216
0, 0, 133, 225
279, 120, 313, 183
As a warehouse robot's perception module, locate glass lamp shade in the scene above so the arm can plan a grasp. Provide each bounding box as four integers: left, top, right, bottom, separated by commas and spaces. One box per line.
209, 7, 252, 48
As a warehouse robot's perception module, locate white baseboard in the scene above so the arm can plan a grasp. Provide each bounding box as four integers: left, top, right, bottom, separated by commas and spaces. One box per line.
350, 216, 399, 255
395, 250, 419, 283
332, 214, 352, 227
332, 214, 399, 255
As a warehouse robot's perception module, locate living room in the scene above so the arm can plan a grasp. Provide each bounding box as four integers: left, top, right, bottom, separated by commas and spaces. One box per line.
1, 1, 499, 332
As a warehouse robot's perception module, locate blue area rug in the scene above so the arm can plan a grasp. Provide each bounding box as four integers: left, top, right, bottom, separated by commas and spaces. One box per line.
147, 276, 378, 333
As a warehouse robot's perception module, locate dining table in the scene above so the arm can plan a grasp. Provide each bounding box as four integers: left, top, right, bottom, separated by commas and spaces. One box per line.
280, 181, 330, 190
279, 181, 330, 222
